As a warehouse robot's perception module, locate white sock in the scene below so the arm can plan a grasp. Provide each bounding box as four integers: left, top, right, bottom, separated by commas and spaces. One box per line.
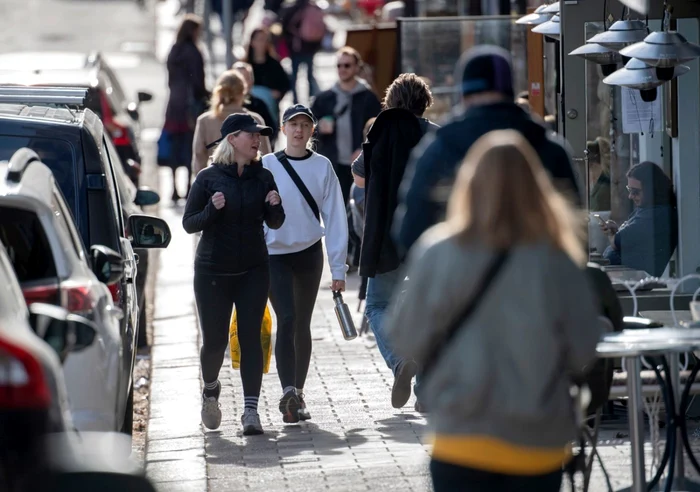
283, 386, 296, 396
244, 396, 259, 411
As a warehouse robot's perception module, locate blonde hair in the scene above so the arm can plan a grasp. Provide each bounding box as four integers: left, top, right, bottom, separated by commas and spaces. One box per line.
210, 70, 248, 117
211, 131, 261, 165
447, 130, 585, 265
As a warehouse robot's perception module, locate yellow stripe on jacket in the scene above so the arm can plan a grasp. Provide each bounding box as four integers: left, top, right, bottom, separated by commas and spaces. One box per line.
432, 435, 571, 475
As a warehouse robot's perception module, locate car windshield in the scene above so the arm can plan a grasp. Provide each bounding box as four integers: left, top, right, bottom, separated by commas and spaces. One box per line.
0, 135, 78, 215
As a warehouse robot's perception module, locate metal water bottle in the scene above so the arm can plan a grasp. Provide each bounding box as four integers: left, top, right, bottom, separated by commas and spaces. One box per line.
333, 290, 357, 340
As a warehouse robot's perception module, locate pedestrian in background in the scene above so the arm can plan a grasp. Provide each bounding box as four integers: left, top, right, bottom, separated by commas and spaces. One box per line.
282, 0, 326, 104
387, 130, 601, 492
233, 61, 279, 146
244, 27, 290, 127
311, 46, 381, 205
192, 69, 270, 176
183, 114, 285, 436
164, 14, 208, 202
352, 73, 438, 411
394, 45, 581, 255
262, 104, 348, 424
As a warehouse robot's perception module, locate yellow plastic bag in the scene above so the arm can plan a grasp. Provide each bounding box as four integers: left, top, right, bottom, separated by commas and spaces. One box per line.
229, 304, 273, 374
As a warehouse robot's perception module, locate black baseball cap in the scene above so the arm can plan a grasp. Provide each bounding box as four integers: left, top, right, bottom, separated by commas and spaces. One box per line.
206, 113, 273, 149
282, 104, 316, 124
457, 45, 515, 99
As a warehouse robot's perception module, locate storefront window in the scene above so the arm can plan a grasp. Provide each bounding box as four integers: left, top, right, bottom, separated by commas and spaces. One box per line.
398, 16, 528, 122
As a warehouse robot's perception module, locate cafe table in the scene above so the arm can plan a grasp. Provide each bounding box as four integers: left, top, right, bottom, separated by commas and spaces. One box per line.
597, 328, 700, 491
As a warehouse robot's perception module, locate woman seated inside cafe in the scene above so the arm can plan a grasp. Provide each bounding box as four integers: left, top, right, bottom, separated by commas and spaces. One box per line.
601, 161, 678, 276
588, 137, 611, 212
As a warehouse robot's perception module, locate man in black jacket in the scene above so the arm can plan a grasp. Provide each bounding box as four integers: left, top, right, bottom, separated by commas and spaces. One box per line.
356, 74, 437, 410
311, 46, 381, 205
393, 45, 582, 255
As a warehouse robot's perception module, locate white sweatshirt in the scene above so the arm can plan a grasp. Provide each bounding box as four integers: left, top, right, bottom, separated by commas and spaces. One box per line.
262, 151, 349, 280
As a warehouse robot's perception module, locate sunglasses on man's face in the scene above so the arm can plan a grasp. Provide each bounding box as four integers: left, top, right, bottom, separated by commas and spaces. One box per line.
626, 186, 642, 196
337, 63, 354, 69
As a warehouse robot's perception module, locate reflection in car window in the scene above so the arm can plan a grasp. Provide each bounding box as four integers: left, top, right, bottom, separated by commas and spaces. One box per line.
0, 207, 57, 282
0, 247, 26, 316
0, 136, 77, 215
100, 137, 124, 235
52, 184, 87, 262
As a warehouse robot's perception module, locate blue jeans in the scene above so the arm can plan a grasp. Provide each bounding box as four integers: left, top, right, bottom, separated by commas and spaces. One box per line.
290, 53, 318, 104
365, 269, 404, 373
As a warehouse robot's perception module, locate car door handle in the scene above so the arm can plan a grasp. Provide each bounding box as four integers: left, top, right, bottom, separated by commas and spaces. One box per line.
106, 304, 124, 320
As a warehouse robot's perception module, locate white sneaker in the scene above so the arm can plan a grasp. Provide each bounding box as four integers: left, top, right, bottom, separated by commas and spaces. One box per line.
241, 408, 264, 436
201, 391, 222, 430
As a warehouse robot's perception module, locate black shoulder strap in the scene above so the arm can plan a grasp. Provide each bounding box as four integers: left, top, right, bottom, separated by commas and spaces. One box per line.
274, 151, 320, 222
421, 251, 510, 379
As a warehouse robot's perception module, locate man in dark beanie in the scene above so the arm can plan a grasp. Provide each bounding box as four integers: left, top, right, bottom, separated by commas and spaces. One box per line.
393, 45, 581, 254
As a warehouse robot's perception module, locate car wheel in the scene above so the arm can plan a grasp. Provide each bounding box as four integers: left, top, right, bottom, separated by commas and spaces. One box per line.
121, 385, 134, 436
137, 293, 148, 348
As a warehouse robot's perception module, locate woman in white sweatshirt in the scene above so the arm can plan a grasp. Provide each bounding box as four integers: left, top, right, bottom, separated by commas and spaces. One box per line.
262, 104, 349, 423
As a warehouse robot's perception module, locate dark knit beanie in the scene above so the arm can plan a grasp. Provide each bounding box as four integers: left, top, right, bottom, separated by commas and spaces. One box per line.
457, 45, 515, 99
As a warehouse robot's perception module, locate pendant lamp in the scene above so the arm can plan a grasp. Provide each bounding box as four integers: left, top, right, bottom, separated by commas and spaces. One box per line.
516, 4, 552, 26
532, 14, 560, 41
586, 20, 648, 52
569, 43, 622, 75
603, 57, 689, 101
620, 31, 700, 80
542, 2, 559, 14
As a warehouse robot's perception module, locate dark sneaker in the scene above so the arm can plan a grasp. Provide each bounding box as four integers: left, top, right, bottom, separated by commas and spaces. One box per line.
241, 409, 264, 435
392, 360, 418, 409
298, 393, 312, 421
279, 390, 301, 423
414, 399, 428, 414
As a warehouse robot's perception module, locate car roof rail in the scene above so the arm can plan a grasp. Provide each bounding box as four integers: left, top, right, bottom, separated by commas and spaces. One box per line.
6, 148, 42, 183
0, 86, 88, 109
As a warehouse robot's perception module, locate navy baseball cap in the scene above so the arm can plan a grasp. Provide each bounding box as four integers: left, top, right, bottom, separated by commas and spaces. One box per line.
282, 104, 316, 124
206, 113, 272, 149
457, 45, 515, 99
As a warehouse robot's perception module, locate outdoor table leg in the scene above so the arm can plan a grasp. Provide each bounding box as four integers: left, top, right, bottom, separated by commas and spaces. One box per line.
625, 356, 647, 492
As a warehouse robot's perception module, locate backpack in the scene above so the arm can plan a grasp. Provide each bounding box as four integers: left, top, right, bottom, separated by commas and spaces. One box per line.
298, 4, 326, 43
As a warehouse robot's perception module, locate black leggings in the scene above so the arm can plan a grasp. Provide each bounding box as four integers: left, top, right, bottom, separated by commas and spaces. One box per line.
269, 241, 324, 390
194, 263, 269, 398
430, 460, 562, 492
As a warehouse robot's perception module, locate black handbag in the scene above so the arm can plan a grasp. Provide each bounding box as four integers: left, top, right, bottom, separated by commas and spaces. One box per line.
274, 151, 320, 222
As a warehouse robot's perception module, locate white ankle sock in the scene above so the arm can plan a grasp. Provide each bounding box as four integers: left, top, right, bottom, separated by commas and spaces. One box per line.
283, 386, 296, 396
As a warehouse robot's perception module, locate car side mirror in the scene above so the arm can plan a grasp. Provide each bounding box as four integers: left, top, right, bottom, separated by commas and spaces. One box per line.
134, 187, 160, 207
128, 215, 171, 249
28, 304, 97, 363
137, 91, 153, 103
90, 245, 124, 285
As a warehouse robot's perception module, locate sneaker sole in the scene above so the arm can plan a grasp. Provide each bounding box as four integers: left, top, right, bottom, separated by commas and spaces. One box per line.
298, 411, 311, 421
391, 361, 418, 409
280, 395, 301, 424
242, 426, 264, 436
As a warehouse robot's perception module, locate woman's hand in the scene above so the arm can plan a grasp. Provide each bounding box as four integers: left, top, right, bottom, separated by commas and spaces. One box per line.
211, 191, 226, 209
266, 190, 281, 206
601, 220, 619, 235
331, 280, 346, 292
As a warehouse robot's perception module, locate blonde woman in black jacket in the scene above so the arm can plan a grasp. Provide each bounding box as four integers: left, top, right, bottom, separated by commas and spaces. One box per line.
183, 113, 285, 436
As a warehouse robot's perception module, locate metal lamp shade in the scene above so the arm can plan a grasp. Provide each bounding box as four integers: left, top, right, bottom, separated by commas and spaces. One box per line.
620, 31, 700, 68
603, 57, 689, 90
532, 14, 560, 40
516, 5, 552, 26
570, 43, 622, 64
587, 20, 648, 51
542, 2, 560, 14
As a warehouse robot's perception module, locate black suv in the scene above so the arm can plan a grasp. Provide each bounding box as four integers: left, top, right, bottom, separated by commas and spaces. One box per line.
0, 87, 171, 421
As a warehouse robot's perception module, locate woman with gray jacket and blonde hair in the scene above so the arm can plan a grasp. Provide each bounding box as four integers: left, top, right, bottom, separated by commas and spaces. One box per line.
387, 130, 602, 491
192, 69, 271, 177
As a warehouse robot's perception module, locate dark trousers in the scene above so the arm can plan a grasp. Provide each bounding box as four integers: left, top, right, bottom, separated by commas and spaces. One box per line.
269, 241, 324, 390
332, 162, 354, 206
194, 264, 269, 398
430, 460, 562, 492
169, 130, 194, 198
